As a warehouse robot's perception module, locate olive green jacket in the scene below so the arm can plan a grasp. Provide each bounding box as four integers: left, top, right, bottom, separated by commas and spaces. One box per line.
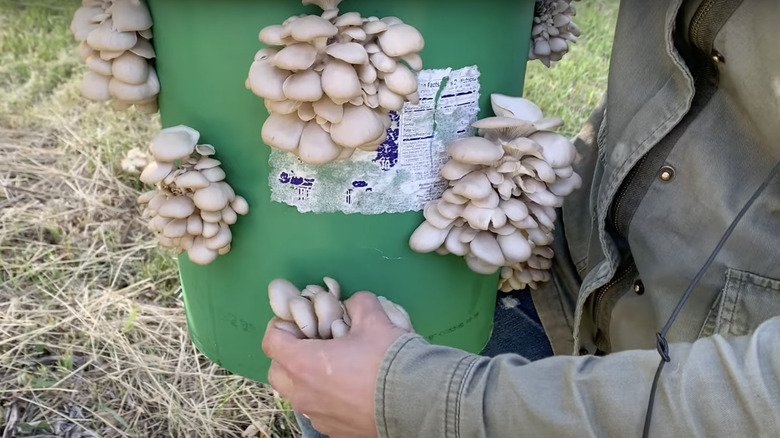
375, 0, 780, 436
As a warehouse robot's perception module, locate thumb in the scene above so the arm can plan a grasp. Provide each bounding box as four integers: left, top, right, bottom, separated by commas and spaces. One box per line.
344, 291, 393, 331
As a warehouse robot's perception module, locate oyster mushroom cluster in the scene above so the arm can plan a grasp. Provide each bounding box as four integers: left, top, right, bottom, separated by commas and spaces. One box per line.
268, 277, 413, 339
528, 0, 582, 67
409, 94, 582, 292
247, 0, 424, 165
137, 125, 250, 265
70, 0, 159, 113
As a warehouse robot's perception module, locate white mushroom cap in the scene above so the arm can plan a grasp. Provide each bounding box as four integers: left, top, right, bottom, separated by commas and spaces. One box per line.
357, 63, 377, 83
490, 94, 543, 121
205, 226, 232, 250
321, 60, 362, 103
259, 24, 287, 46
473, 117, 537, 141
149, 125, 199, 162
188, 237, 219, 265
312, 97, 343, 124
464, 254, 500, 275
265, 99, 302, 115
289, 296, 318, 339
186, 214, 203, 236
496, 230, 532, 263
298, 121, 344, 165
313, 291, 343, 338
110, 51, 150, 85
451, 171, 493, 200
70, 6, 102, 41
330, 104, 386, 149
81, 71, 111, 101
363, 20, 389, 35
529, 131, 576, 168
139, 161, 174, 185
85, 55, 113, 76
440, 160, 479, 181
193, 184, 229, 212
129, 37, 155, 59
301, 0, 343, 12
201, 167, 226, 183
376, 83, 405, 112
158, 196, 195, 219
231, 196, 250, 215
331, 319, 350, 338
286, 15, 338, 43
369, 51, 397, 73
87, 19, 138, 52
382, 65, 418, 96
247, 55, 289, 101
377, 24, 425, 57
107, 0, 153, 32
333, 11, 363, 27
108, 66, 160, 103
202, 221, 220, 239
447, 137, 504, 165
376, 296, 413, 331
470, 232, 505, 267
262, 112, 307, 152
409, 221, 451, 253
326, 42, 369, 65
162, 218, 188, 239
273, 43, 317, 71
282, 69, 323, 102
194, 157, 222, 170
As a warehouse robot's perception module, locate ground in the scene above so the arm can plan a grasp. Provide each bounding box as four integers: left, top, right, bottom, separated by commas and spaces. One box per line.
0, 1, 618, 436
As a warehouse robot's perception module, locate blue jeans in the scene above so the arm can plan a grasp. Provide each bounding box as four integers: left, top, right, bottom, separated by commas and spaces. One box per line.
294, 289, 553, 437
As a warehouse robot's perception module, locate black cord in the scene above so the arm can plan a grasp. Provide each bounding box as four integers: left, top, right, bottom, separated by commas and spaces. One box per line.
641, 158, 780, 438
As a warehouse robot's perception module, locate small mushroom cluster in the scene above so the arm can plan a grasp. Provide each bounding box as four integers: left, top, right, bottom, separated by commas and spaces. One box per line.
268, 277, 413, 339
70, 0, 159, 113
409, 94, 582, 292
247, 0, 424, 165
528, 0, 582, 67
137, 125, 250, 265
121, 147, 150, 175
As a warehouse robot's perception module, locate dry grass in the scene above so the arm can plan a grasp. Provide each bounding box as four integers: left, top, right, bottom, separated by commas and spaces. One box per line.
0, 125, 299, 437
0, 0, 617, 436
0, 1, 298, 437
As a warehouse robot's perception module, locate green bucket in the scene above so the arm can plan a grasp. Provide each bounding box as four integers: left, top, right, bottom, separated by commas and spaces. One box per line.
146, 0, 535, 384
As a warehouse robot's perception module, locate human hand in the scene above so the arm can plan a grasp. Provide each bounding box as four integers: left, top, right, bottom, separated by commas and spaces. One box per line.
262, 291, 411, 438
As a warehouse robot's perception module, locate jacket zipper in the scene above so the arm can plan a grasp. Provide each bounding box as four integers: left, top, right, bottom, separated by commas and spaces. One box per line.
612, 155, 648, 234
688, 0, 717, 50
592, 262, 634, 327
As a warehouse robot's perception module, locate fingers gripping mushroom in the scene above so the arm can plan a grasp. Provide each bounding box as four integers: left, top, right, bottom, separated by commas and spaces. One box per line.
247, 0, 426, 165
267, 276, 413, 339
136, 125, 250, 265
409, 94, 582, 291
527, 0, 582, 67
69, 0, 159, 113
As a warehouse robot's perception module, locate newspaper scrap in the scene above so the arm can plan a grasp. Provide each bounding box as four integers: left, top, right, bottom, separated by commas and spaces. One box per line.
269, 65, 482, 214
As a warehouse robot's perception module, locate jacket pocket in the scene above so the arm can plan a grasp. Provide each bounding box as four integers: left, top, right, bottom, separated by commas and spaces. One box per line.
699, 268, 780, 339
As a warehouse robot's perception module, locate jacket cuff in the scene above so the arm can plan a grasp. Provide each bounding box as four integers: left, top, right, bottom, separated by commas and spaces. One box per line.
375, 333, 480, 438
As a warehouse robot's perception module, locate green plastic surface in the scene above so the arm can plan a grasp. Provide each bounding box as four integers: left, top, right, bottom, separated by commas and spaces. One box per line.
146, 0, 535, 384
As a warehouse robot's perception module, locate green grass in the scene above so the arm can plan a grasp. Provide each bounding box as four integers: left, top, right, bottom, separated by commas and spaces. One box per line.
524, 0, 619, 139
0, 0, 619, 436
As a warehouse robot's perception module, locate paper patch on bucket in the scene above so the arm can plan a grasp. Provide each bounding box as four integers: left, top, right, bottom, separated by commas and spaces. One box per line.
269, 65, 481, 214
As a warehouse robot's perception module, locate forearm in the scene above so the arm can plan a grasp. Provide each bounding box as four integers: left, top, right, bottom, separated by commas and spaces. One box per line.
376, 317, 780, 437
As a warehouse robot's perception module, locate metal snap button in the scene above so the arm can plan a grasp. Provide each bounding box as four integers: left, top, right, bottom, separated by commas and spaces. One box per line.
658, 165, 675, 182
633, 280, 644, 295
711, 50, 725, 63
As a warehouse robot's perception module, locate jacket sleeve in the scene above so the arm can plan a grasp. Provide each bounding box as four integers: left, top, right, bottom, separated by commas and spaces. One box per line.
374, 315, 780, 438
